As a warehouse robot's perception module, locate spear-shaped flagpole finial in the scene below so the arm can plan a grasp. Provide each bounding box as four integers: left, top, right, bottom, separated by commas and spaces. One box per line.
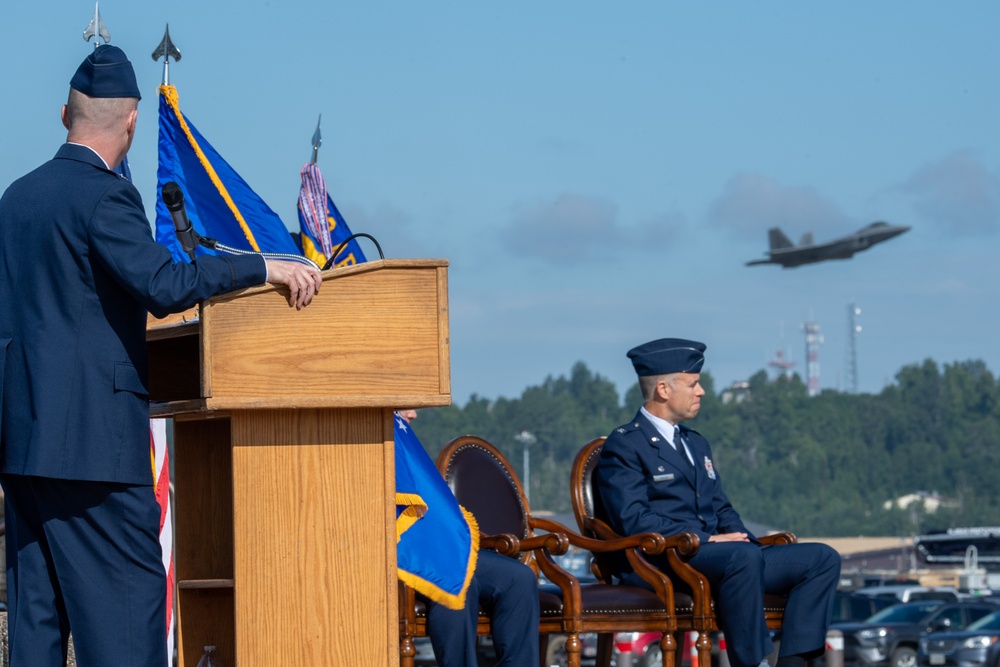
83, 1, 111, 48
151, 24, 182, 86
311, 114, 323, 165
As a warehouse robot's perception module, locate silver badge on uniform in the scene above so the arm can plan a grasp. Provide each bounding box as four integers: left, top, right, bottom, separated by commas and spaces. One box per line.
703, 456, 716, 480
616, 428, 626, 434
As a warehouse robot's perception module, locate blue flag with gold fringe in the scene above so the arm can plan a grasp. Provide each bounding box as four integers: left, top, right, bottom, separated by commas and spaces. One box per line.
155, 85, 299, 262
395, 414, 477, 610
297, 163, 367, 268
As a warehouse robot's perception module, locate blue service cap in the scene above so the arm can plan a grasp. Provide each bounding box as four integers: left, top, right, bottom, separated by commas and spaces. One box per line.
627, 338, 707, 376
70, 45, 141, 100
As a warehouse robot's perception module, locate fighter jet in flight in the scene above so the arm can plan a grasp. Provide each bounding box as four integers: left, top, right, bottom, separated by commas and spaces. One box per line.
746, 221, 910, 268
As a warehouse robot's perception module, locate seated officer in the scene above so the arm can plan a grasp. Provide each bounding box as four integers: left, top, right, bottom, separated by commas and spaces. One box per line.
596, 337, 840, 667
425, 550, 539, 667
398, 410, 539, 667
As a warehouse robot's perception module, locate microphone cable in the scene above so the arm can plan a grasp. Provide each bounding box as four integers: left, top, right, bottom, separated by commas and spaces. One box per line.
198, 236, 321, 270
323, 233, 385, 270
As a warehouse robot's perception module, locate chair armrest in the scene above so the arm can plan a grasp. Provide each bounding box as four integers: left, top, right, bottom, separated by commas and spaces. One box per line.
518, 531, 571, 557
548, 515, 686, 613
581, 517, 713, 621
760, 532, 796, 545
582, 517, 702, 557
480, 531, 570, 558
480, 533, 521, 557
531, 516, 667, 556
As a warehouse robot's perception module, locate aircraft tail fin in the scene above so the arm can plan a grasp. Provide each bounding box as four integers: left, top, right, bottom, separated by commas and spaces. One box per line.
767, 227, 794, 251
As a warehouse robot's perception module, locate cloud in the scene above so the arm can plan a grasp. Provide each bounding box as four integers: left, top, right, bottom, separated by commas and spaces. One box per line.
500, 193, 683, 264
926, 278, 968, 296
633, 210, 687, 249
502, 194, 618, 263
706, 172, 853, 240
892, 150, 1000, 236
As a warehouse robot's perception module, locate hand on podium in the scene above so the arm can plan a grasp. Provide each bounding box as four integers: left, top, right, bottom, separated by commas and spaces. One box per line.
265, 260, 322, 310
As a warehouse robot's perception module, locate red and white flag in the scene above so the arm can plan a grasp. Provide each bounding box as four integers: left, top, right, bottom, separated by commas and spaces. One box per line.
151, 420, 175, 666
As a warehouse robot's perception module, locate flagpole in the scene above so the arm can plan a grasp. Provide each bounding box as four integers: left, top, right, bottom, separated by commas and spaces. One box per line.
82, 4, 131, 180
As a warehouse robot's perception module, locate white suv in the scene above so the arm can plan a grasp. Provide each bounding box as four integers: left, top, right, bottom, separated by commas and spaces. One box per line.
853, 585, 960, 604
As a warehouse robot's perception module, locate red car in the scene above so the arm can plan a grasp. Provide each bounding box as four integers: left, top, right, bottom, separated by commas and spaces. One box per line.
614, 631, 715, 667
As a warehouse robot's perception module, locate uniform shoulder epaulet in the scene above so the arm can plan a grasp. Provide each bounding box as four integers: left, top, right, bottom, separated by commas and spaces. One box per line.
612, 422, 641, 436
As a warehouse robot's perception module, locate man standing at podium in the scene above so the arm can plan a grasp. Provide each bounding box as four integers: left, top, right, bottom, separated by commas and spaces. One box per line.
0, 45, 321, 666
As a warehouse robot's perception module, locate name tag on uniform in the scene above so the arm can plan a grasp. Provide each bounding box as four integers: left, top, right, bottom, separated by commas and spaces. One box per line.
652, 473, 675, 483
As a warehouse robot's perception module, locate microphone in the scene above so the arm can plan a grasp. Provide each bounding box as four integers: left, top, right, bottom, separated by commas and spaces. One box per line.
161, 181, 200, 261
160, 182, 323, 271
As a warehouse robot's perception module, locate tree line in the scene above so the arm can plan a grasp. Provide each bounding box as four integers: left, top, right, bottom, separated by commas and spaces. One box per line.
411, 359, 1000, 537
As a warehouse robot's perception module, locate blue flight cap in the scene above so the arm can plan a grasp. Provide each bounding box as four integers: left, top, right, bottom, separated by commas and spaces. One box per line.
628, 338, 707, 376
70, 45, 142, 100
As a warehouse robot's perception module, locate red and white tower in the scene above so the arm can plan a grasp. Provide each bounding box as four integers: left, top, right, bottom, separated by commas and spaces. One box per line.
846, 302, 861, 393
768, 349, 795, 380
803, 321, 824, 397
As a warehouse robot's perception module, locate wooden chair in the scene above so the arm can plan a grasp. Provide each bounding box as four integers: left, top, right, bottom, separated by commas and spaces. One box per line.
571, 437, 795, 667
422, 434, 692, 667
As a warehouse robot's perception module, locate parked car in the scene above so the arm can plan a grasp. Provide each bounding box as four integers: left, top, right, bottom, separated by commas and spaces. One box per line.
854, 586, 961, 605
955, 592, 1000, 604
612, 631, 673, 667
836, 601, 996, 667
412, 635, 499, 666
918, 610, 1000, 667
833, 590, 901, 623
612, 631, 722, 667
545, 632, 599, 667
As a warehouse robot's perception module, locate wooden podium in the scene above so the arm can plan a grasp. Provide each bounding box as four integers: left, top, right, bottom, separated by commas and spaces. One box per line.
146, 259, 450, 667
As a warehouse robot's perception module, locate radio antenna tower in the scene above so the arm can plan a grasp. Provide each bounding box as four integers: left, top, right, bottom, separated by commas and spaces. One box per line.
768, 322, 795, 381
846, 302, 861, 393
803, 321, 824, 397
768, 349, 795, 380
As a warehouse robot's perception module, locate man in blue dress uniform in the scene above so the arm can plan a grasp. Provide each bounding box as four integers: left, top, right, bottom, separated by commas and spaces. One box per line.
596, 338, 840, 667
425, 550, 540, 667
0, 45, 321, 666
396, 410, 540, 667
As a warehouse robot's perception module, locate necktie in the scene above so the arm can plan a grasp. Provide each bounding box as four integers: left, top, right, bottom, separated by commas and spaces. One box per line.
674, 425, 694, 467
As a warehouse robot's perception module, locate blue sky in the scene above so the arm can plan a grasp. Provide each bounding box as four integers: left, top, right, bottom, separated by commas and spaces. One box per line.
3, 3, 999, 403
